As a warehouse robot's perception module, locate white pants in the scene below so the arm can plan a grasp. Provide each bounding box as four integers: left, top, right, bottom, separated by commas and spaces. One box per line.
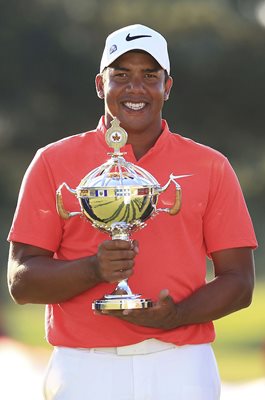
43, 340, 221, 400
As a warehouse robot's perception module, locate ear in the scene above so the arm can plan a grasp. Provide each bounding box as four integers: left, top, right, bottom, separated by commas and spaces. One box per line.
164, 76, 173, 101
95, 74, 105, 99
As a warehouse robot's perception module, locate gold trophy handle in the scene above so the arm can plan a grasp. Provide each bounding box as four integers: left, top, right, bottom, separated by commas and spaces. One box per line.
157, 174, 184, 216
56, 183, 81, 220
168, 185, 182, 215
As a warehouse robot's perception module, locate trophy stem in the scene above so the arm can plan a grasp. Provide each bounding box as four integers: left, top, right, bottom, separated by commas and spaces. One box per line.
116, 279, 133, 296
91, 222, 153, 310
110, 222, 133, 296
111, 222, 130, 241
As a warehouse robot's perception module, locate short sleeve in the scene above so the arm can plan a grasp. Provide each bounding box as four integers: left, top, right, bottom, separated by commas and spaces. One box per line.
203, 156, 257, 254
8, 149, 63, 252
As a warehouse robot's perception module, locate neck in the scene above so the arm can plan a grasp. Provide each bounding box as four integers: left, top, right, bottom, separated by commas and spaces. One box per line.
104, 116, 164, 160
127, 129, 162, 160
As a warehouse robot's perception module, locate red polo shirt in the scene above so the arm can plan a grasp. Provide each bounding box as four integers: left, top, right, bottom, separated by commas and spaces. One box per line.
8, 117, 257, 347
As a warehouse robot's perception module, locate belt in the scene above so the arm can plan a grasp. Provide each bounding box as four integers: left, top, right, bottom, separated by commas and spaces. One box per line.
79, 339, 177, 356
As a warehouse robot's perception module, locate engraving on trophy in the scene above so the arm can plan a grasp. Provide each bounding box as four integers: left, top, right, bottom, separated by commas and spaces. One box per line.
105, 117, 127, 153
56, 117, 188, 310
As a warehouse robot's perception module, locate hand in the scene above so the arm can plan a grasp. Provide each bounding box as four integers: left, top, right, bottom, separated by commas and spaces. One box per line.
95, 239, 139, 284
99, 289, 180, 330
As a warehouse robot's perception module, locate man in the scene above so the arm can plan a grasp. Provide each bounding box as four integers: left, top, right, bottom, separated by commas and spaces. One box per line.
7, 24, 257, 400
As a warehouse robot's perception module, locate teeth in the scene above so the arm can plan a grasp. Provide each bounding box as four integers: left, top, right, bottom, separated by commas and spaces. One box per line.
124, 102, 146, 110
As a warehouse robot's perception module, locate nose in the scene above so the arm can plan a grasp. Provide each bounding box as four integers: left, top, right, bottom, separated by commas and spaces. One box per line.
126, 76, 146, 94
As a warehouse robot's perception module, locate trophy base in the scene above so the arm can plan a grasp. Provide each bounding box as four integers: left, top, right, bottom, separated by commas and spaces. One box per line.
92, 294, 153, 310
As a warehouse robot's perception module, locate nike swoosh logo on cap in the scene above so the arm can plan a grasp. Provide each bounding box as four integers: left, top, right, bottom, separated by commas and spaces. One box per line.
126, 33, 152, 41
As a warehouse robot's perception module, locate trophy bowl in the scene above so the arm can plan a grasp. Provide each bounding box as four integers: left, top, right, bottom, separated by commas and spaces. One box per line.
56, 117, 184, 310
77, 158, 161, 233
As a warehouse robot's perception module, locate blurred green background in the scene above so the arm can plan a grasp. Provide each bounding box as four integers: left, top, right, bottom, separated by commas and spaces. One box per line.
0, 0, 264, 383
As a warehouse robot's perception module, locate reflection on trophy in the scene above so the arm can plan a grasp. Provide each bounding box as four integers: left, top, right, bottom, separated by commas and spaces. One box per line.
56, 117, 184, 310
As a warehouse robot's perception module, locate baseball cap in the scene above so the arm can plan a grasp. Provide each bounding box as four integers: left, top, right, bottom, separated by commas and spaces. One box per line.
100, 24, 170, 74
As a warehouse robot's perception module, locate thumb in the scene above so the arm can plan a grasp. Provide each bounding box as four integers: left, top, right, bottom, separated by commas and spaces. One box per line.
158, 288, 171, 304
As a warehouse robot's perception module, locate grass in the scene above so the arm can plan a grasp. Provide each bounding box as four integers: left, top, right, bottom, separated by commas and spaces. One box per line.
3, 303, 49, 349
213, 282, 265, 381
3, 282, 265, 382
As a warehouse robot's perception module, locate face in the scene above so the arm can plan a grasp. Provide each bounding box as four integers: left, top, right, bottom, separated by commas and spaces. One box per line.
95, 51, 173, 135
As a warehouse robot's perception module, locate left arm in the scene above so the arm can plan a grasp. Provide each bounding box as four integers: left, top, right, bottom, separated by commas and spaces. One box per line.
99, 247, 255, 329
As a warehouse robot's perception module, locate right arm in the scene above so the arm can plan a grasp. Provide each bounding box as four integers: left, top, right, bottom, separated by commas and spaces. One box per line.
7, 240, 138, 305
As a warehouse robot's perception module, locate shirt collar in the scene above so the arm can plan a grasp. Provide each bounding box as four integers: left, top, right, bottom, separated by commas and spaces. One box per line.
96, 116, 172, 162
96, 116, 171, 140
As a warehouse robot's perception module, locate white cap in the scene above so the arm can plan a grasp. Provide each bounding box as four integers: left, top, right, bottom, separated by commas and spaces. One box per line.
100, 24, 170, 74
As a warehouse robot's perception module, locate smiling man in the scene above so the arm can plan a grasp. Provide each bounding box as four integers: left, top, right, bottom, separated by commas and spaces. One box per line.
96, 25, 173, 160
96, 51, 172, 159
7, 24, 257, 400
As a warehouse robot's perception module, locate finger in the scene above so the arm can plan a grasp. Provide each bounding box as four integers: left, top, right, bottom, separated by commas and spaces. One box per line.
101, 265, 133, 283
157, 289, 172, 306
103, 240, 133, 250
131, 240, 139, 254
107, 259, 134, 271
159, 288, 170, 300
97, 249, 137, 270
115, 268, 133, 281
122, 309, 133, 316
119, 249, 138, 260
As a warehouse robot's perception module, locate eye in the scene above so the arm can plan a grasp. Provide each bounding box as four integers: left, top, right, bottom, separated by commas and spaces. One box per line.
112, 72, 129, 82
145, 73, 158, 80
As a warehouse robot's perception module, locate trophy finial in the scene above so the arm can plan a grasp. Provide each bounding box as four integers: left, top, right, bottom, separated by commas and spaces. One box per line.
105, 117, 128, 153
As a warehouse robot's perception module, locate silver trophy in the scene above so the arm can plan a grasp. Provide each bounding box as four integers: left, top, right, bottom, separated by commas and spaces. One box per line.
56, 117, 183, 310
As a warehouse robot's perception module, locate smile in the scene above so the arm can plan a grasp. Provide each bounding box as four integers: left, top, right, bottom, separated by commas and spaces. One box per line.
123, 102, 146, 111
